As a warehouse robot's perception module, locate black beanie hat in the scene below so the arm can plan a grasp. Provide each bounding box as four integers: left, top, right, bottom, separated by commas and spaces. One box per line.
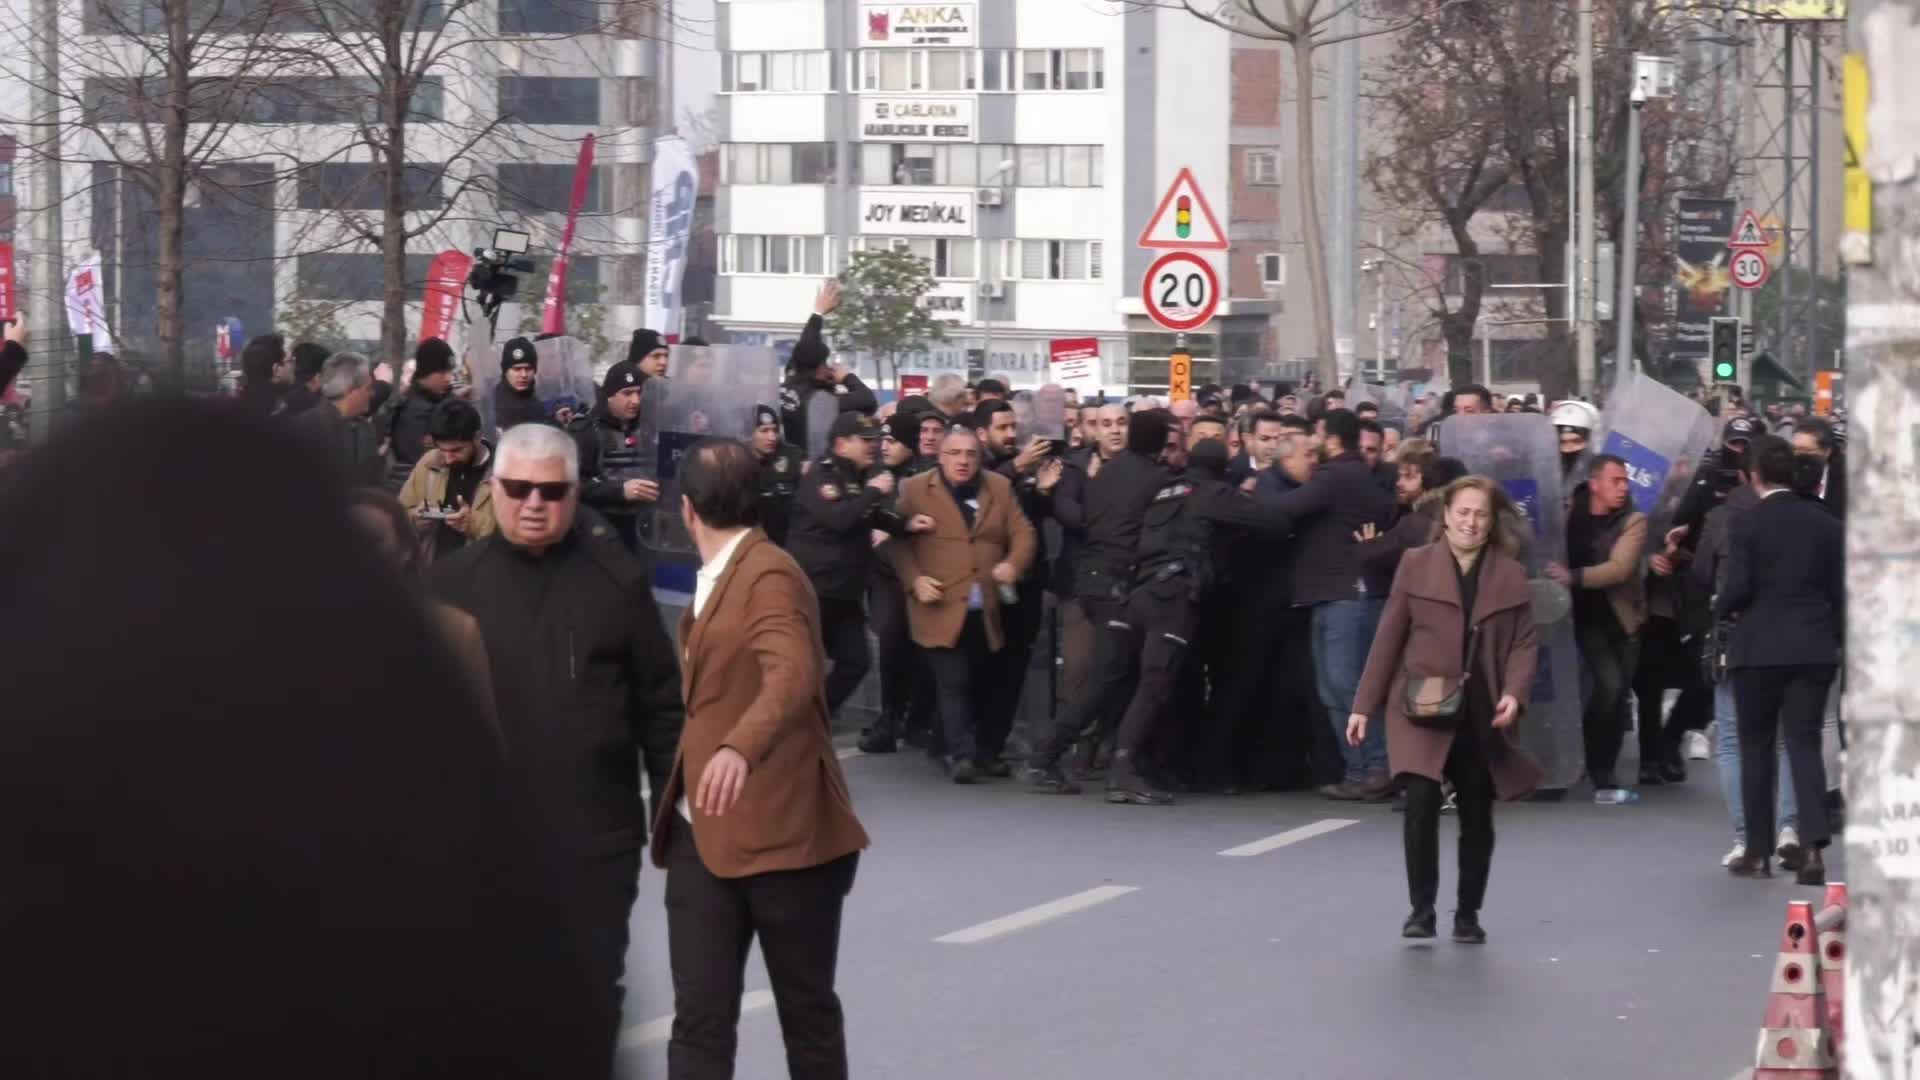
886, 409, 922, 447
413, 338, 455, 381
1188, 437, 1229, 475
627, 329, 665, 368
1127, 408, 1172, 455
755, 404, 779, 429
600, 359, 646, 399
500, 337, 538, 373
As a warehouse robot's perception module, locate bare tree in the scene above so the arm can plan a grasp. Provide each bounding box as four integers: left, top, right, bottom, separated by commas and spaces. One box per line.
0, 0, 319, 386
1144, 0, 1451, 390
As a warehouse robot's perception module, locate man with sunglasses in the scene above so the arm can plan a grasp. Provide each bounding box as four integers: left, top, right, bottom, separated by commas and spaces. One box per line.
430, 423, 684, 1075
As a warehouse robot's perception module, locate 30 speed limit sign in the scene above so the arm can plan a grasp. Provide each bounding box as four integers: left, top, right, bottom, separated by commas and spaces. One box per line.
1142, 251, 1220, 332
1730, 247, 1770, 290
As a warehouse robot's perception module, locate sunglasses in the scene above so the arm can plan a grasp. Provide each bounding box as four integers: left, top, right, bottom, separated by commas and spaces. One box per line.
496, 478, 574, 501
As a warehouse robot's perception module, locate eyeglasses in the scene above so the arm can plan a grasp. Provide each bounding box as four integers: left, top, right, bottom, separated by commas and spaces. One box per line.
497, 478, 574, 501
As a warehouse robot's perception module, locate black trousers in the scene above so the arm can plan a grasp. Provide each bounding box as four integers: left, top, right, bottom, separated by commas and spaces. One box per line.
1111, 581, 1198, 762
1735, 664, 1836, 856
1403, 731, 1496, 915
867, 574, 915, 725
818, 596, 871, 716
581, 848, 642, 1078
924, 612, 993, 764
1633, 615, 1711, 767
978, 580, 1045, 759
664, 819, 860, 1080
1030, 595, 1137, 768
1576, 620, 1640, 780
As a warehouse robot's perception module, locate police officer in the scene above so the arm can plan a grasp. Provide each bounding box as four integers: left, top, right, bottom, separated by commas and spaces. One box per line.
780, 281, 878, 452
1025, 408, 1177, 797
574, 359, 659, 552
858, 407, 942, 753
786, 411, 905, 719
750, 404, 805, 546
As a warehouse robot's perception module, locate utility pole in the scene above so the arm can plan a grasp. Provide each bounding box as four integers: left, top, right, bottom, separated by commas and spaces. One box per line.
1575, 1, 1597, 395
1843, 4, 1920, 1075
1612, 55, 1673, 394
1330, 2, 1359, 383
26, 0, 65, 442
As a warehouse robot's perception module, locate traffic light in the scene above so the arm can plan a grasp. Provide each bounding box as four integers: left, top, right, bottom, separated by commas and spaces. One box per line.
1710, 316, 1741, 384
1175, 196, 1192, 239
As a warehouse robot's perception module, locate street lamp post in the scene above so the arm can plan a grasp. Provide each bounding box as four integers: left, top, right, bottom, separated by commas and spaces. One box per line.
978, 159, 1014, 376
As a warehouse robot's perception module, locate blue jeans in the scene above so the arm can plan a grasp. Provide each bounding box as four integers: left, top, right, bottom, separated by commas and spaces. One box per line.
1312, 598, 1388, 781
1714, 682, 1797, 842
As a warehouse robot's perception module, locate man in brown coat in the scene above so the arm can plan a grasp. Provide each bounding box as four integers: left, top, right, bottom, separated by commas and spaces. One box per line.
890, 425, 1038, 782
650, 438, 869, 1080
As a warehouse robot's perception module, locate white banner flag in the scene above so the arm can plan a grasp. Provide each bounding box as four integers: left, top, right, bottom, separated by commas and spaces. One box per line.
64, 253, 114, 353
644, 135, 698, 339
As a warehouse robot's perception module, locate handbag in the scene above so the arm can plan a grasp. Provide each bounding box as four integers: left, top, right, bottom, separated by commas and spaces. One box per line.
1402, 623, 1481, 730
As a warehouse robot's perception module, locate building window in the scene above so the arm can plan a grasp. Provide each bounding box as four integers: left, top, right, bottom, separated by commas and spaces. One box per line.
854, 144, 1102, 187
495, 163, 607, 214
1441, 253, 1538, 294
498, 76, 600, 124
1245, 149, 1279, 186
726, 51, 834, 92
1015, 49, 1103, 91
1260, 253, 1285, 286
855, 236, 975, 280
722, 235, 831, 276
295, 252, 440, 302
0, 164, 12, 197
1006, 239, 1103, 281
857, 49, 977, 91
83, 76, 445, 124
296, 163, 445, 211
499, 0, 599, 34
720, 143, 837, 185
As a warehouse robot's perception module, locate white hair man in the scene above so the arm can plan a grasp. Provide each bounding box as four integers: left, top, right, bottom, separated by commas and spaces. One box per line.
429, 421, 685, 1074
928, 373, 970, 420
289, 351, 387, 487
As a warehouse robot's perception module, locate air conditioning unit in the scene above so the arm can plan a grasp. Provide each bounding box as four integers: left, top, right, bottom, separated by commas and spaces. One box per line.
975, 187, 1003, 207
977, 281, 1004, 299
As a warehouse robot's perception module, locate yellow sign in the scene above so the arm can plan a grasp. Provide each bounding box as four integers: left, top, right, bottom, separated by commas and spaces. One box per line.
1844, 53, 1870, 241
1759, 212, 1787, 264
1168, 351, 1192, 403
1740, 0, 1846, 17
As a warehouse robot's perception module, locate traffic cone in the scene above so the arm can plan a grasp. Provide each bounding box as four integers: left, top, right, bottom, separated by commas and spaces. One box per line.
1752, 900, 1836, 1079
1814, 883, 1848, 1071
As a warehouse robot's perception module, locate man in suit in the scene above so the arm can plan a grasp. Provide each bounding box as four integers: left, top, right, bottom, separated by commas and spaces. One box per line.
1718, 434, 1844, 886
651, 438, 870, 1080
892, 424, 1038, 782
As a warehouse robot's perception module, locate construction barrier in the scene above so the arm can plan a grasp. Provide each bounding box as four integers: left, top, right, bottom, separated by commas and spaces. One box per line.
1814, 883, 1848, 1072
1752, 899, 1837, 1079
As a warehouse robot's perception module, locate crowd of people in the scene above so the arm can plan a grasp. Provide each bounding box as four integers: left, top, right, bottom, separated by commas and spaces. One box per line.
0, 287, 1851, 1069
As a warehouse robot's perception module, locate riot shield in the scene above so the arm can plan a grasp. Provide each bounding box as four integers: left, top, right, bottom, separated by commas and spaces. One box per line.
644, 347, 780, 556
1031, 383, 1068, 442
532, 335, 599, 424
1009, 390, 1036, 441
1436, 413, 1584, 791
467, 321, 501, 433
805, 392, 839, 460
1589, 373, 1718, 545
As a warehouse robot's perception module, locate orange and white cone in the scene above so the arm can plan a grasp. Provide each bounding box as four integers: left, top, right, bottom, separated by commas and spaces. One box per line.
1814, 883, 1847, 1071
1752, 900, 1836, 1079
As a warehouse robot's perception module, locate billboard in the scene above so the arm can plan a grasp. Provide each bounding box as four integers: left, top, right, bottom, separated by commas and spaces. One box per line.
861, 3, 975, 47
1669, 197, 1735, 363
860, 97, 975, 142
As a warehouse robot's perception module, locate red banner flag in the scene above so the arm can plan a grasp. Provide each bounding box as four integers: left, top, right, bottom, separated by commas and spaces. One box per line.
0, 242, 15, 323
420, 249, 474, 346
541, 133, 597, 337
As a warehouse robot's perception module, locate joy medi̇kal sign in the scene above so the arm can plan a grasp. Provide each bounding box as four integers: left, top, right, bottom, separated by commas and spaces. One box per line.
858, 189, 973, 236
861, 97, 974, 142
862, 3, 974, 47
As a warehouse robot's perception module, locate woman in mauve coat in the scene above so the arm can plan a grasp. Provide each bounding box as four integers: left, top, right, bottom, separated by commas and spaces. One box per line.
1348, 476, 1545, 945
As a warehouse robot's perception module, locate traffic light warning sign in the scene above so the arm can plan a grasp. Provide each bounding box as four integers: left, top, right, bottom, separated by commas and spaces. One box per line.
1138, 168, 1228, 251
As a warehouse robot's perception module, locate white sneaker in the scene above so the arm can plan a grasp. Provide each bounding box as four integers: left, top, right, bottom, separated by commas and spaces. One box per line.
1777, 827, 1805, 868
1685, 730, 1711, 761
1722, 843, 1747, 867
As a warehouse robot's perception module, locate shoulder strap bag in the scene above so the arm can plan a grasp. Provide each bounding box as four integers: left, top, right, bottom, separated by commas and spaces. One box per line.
1402, 622, 1481, 731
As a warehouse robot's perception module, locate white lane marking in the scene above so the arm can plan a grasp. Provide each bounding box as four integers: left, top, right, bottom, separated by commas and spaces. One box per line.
934, 885, 1139, 945
1217, 818, 1360, 857
619, 989, 776, 1049
836, 747, 864, 760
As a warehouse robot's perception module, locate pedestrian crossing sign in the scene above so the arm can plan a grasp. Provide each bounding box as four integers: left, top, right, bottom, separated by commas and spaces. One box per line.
1729, 209, 1768, 250
1138, 168, 1228, 251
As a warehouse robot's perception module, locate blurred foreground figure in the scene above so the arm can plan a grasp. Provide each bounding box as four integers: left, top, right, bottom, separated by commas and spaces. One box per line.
0, 403, 607, 1079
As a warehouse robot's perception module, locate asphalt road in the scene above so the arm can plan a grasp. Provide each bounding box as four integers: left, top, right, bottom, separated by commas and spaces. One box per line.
612, 737, 1836, 1080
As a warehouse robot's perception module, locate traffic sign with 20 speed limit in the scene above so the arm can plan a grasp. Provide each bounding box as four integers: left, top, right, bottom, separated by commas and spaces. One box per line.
1142, 251, 1220, 332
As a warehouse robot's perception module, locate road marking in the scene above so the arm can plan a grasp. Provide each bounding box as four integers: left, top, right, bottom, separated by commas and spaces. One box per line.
836, 747, 864, 760
619, 989, 775, 1049
1218, 818, 1359, 857
933, 885, 1139, 945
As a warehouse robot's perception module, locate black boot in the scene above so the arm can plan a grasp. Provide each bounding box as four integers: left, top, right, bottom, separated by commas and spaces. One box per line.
857, 713, 899, 754
1795, 849, 1827, 887
1105, 751, 1173, 806
1026, 764, 1082, 795
1401, 907, 1437, 939
1451, 911, 1487, 945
